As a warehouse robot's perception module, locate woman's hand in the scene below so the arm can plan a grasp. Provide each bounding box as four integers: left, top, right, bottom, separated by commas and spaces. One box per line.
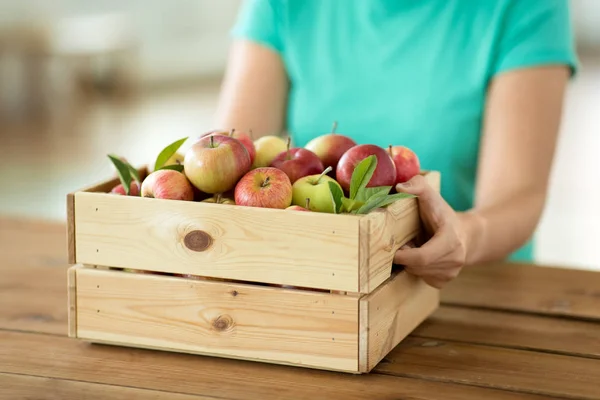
393, 175, 471, 289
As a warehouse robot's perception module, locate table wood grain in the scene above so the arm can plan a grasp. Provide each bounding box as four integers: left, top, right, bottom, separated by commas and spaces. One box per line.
1, 216, 600, 399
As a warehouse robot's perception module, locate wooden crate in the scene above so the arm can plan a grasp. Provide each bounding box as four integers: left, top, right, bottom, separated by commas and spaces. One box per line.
67, 167, 441, 373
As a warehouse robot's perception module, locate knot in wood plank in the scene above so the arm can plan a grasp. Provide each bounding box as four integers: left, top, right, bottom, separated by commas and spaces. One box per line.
184, 230, 213, 252
211, 314, 234, 332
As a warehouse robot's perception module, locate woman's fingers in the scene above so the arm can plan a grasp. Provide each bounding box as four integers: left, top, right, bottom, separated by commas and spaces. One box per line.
393, 174, 467, 288
394, 230, 451, 269
396, 174, 447, 230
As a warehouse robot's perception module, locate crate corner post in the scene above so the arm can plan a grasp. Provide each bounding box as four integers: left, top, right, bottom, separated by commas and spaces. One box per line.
67, 192, 76, 264
67, 265, 82, 338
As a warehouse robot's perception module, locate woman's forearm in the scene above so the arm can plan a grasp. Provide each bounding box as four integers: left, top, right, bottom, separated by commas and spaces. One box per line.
460, 188, 547, 266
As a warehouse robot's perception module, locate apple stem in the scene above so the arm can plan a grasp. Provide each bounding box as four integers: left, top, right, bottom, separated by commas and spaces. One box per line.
331, 121, 338, 134
316, 166, 333, 184
261, 176, 271, 188
210, 135, 214, 148
229, 129, 235, 137
388, 144, 393, 157
286, 136, 292, 160
249, 129, 254, 140
305, 198, 310, 209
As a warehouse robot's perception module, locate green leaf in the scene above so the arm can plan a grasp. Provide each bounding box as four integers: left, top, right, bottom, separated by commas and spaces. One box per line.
154, 137, 188, 171
107, 154, 134, 195
349, 155, 377, 200
355, 185, 392, 203
125, 161, 141, 183
328, 181, 344, 214
157, 164, 185, 173
356, 193, 416, 215
340, 197, 364, 214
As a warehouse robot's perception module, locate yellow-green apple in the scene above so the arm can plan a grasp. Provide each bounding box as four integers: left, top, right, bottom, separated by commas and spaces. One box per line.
184, 135, 251, 194
286, 198, 311, 211
252, 135, 288, 168
291, 167, 342, 213
141, 169, 194, 201
200, 129, 256, 165
110, 181, 140, 196
270, 137, 324, 183
164, 152, 184, 167
234, 167, 292, 209
304, 122, 357, 173
336, 144, 397, 193
202, 194, 235, 205
388, 145, 421, 184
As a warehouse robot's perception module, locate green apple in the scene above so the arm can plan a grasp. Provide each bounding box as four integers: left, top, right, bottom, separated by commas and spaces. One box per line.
291, 166, 341, 213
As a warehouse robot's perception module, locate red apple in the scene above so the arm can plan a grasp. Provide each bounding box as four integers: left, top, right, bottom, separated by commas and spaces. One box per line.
270, 137, 324, 183
388, 145, 421, 184
110, 181, 140, 196
199, 128, 256, 165
234, 167, 292, 209
304, 122, 357, 173
336, 144, 397, 193
141, 169, 194, 201
184, 134, 251, 194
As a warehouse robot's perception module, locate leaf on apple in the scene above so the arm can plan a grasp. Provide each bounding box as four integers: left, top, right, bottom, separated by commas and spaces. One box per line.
154, 137, 188, 171
356, 192, 415, 215
107, 154, 135, 195
341, 197, 364, 214
349, 155, 377, 201
157, 164, 185, 173
327, 181, 344, 214
355, 185, 392, 203
125, 162, 141, 183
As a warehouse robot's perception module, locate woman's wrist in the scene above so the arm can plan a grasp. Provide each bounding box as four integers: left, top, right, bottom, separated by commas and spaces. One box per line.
457, 210, 487, 266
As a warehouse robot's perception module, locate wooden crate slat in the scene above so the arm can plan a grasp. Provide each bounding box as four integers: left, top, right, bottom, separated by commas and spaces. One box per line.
0, 330, 556, 400
73, 191, 362, 292
359, 271, 439, 372
414, 305, 600, 359
376, 336, 600, 399
74, 267, 360, 372
442, 262, 600, 320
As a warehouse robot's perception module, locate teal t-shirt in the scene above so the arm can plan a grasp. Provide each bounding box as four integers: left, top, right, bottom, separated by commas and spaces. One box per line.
231, 0, 578, 262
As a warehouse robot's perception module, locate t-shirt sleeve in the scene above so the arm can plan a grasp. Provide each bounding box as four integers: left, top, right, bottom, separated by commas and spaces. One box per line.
492, 0, 579, 77
230, 0, 284, 54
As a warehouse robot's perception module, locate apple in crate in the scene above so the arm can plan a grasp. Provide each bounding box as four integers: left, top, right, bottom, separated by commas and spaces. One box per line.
141, 169, 194, 201
110, 181, 140, 196
252, 135, 288, 168
234, 167, 293, 209
270, 137, 324, 183
200, 129, 256, 165
388, 145, 421, 184
164, 152, 184, 167
184, 135, 251, 194
336, 144, 397, 193
304, 122, 357, 172
202, 194, 235, 205
286, 198, 311, 212
291, 167, 342, 213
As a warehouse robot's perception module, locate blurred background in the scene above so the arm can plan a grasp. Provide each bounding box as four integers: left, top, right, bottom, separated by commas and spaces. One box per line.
0, 0, 598, 271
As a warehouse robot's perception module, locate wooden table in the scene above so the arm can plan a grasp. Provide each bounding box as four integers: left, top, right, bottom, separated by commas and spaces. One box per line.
2, 216, 600, 399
